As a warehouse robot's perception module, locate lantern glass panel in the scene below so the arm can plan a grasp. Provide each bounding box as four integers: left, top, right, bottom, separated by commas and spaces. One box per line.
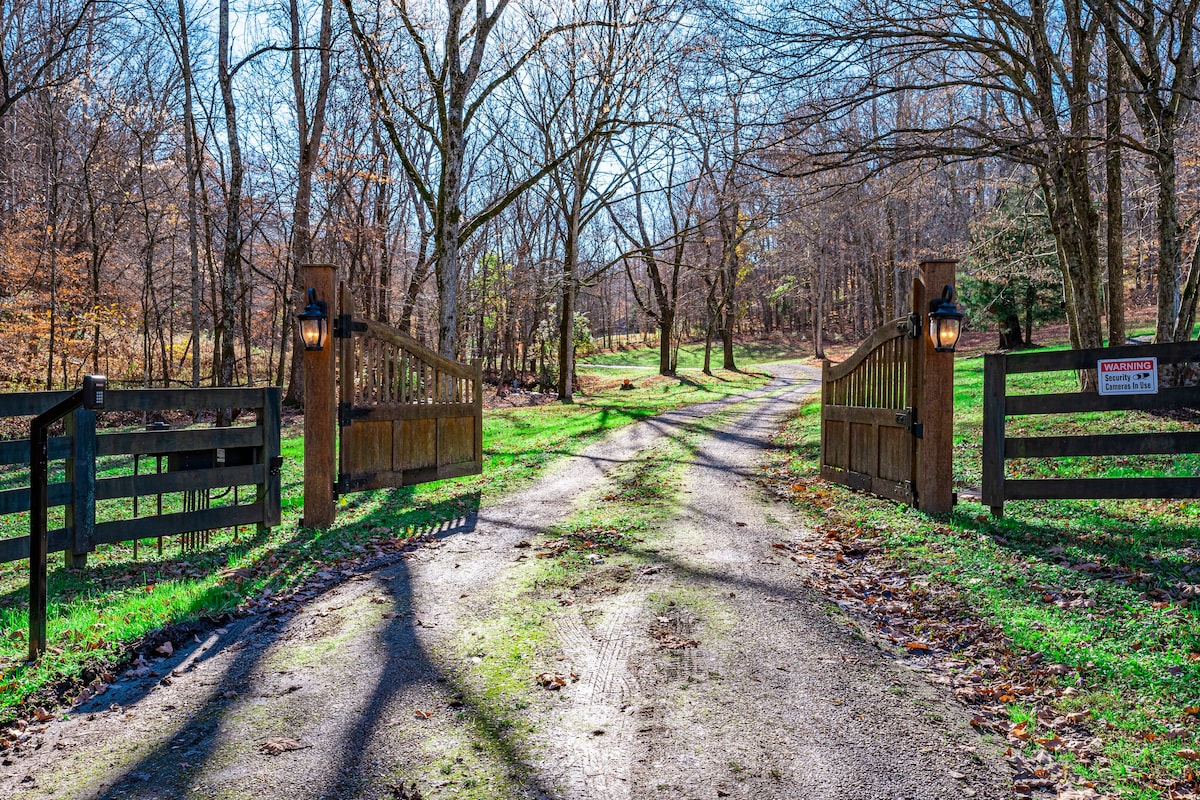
300, 317, 324, 350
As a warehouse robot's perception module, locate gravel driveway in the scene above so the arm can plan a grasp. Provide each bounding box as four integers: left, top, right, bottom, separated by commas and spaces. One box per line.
0, 362, 1012, 799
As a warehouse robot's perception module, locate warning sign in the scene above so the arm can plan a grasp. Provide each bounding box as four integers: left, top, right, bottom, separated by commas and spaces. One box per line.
1096, 357, 1158, 395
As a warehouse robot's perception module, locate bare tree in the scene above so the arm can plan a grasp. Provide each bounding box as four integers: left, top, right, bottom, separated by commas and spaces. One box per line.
740, 0, 1107, 349
1092, 0, 1200, 342
341, 0, 619, 357
609, 143, 702, 376
0, 0, 100, 120
521, 0, 675, 399
283, 0, 333, 406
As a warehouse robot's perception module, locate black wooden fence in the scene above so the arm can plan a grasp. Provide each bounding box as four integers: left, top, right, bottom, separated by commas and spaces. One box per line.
982, 341, 1200, 516
0, 388, 281, 564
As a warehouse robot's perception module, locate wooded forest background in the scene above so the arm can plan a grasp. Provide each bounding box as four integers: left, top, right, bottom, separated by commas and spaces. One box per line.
2, 0, 1197, 403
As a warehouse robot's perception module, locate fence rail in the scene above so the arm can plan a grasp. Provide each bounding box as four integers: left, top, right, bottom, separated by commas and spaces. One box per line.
982, 341, 1200, 515
0, 387, 281, 564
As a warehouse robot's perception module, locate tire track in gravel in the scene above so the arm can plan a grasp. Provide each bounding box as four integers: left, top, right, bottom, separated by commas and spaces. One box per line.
450, 366, 827, 800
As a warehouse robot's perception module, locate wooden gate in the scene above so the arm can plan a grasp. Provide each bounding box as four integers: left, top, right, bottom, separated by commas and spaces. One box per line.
819, 259, 959, 512
335, 289, 483, 494
821, 316, 921, 504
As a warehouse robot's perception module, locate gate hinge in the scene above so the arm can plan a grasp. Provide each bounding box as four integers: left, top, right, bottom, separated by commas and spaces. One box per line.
895, 407, 924, 439
269, 455, 284, 476
334, 475, 368, 495
333, 315, 368, 339
339, 402, 371, 427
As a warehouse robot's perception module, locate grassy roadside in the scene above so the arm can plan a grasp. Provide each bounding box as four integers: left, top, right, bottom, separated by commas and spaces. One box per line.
0, 367, 771, 728
768, 354, 1200, 800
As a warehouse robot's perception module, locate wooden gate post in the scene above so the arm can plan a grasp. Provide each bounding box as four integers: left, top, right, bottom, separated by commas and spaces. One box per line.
915, 259, 957, 513
302, 263, 337, 529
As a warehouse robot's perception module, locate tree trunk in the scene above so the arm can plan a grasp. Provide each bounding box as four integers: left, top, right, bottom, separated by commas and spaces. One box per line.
557, 206, 580, 401
999, 313, 1024, 350
434, 118, 465, 359
177, 0, 201, 388
217, 0, 241, 396
284, 0, 332, 407
1105, 30, 1125, 345
813, 257, 826, 360
1155, 148, 1182, 342
720, 313, 736, 371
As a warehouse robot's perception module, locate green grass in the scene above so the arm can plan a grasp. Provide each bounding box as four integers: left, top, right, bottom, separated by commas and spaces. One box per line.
772, 356, 1200, 799
0, 368, 769, 726
581, 339, 808, 368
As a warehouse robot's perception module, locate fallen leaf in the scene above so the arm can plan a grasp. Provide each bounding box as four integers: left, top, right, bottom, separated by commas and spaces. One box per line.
1036, 734, 1063, 751
535, 672, 570, 689
258, 737, 308, 756
414, 710, 432, 720
1177, 748, 1200, 761
155, 641, 174, 657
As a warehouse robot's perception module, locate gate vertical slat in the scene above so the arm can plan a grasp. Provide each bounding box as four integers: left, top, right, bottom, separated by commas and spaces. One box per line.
474, 360, 483, 471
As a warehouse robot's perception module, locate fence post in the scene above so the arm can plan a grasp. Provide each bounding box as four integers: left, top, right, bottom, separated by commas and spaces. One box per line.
982, 353, 1006, 517
302, 263, 337, 529
259, 387, 282, 532
64, 407, 95, 568
915, 259, 957, 514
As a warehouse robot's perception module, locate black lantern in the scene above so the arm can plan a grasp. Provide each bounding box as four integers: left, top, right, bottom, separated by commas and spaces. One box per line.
928, 284, 965, 353
297, 287, 328, 351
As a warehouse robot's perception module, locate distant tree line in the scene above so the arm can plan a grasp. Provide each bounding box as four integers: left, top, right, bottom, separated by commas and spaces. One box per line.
0, 0, 1194, 400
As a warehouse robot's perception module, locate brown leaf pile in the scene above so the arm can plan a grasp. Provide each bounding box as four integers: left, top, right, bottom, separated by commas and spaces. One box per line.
648, 621, 699, 650
766, 516, 1120, 799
